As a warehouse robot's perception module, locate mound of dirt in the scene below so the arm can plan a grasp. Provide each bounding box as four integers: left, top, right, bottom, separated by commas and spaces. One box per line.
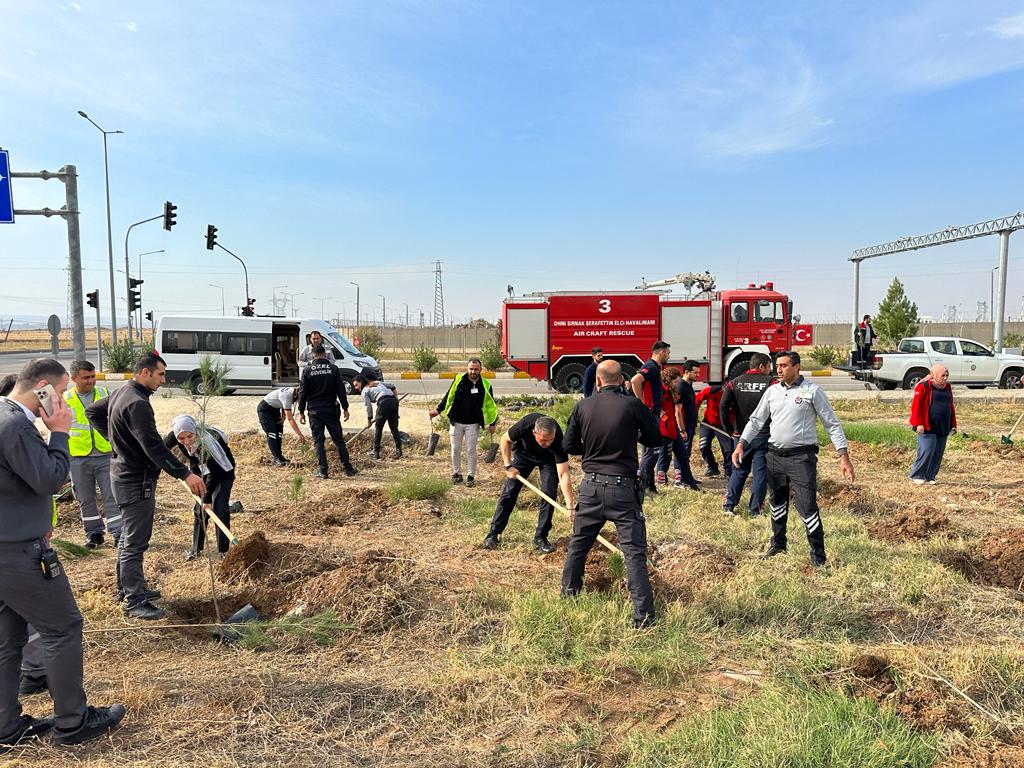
294, 549, 430, 630
850, 653, 890, 679
219, 531, 271, 580
265, 488, 392, 532
818, 479, 889, 516
542, 536, 621, 594
974, 531, 1024, 590
866, 506, 953, 542
892, 686, 969, 732
649, 539, 734, 602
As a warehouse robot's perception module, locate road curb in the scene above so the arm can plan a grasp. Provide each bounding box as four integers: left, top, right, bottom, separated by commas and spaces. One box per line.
811, 370, 833, 377
396, 371, 530, 379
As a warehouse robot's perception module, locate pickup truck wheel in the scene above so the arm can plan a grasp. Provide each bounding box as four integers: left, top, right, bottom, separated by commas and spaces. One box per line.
902, 369, 928, 390
877, 381, 898, 391
999, 369, 1023, 390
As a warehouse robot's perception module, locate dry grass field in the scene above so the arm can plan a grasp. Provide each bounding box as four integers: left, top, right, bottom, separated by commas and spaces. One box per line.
4, 395, 1024, 767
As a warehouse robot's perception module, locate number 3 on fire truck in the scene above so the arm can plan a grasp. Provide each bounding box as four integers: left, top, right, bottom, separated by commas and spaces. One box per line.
598, 299, 611, 313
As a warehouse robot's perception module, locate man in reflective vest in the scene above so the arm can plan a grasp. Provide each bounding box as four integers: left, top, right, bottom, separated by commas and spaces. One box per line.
65, 360, 120, 549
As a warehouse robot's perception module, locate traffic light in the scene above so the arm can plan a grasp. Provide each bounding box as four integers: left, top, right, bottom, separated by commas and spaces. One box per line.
145, 311, 154, 322
163, 201, 177, 231
86, 290, 99, 309
128, 278, 143, 313
241, 297, 256, 317
205, 224, 218, 250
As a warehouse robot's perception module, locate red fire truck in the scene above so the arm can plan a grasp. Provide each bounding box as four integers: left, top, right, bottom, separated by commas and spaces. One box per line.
502, 275, 805, 391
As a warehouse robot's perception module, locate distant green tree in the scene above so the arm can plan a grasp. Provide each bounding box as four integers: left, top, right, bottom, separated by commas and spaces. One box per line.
873, 278, 919, 347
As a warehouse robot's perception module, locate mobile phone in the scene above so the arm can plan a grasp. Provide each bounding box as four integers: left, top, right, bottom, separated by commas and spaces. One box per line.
34, 383, 56, 417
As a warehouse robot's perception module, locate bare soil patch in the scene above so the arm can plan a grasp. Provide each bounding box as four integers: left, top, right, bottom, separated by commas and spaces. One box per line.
935, 530, 1024, 590
649, 539, 735, 603
866, 505, 954, 542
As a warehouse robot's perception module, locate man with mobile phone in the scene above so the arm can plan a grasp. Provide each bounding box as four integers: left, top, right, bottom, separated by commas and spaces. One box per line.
0, 358, 126, 748
86, 353, 206, 620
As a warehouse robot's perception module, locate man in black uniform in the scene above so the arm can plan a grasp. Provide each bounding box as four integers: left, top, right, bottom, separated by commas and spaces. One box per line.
297, 346, 358, 479
630, 341, 670, 493
484, 414, 575, 554
86, 353, 206, 620
562, 360, 661, 628
721, 352, 774, 516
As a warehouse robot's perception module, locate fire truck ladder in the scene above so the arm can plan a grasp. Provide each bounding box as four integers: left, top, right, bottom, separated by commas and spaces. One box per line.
635, 271, 717, 296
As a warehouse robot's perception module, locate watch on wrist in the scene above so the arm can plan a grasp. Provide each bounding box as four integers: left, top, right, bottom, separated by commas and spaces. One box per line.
504, 464, 513, 470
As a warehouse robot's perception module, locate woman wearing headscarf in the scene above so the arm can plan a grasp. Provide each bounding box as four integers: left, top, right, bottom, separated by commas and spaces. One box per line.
163, 414, 236, 560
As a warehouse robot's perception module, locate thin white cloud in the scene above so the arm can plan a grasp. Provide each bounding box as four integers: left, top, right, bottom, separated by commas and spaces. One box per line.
59, 2, 82, 11
121, 21, 137, 32
989, 11, 1024, 39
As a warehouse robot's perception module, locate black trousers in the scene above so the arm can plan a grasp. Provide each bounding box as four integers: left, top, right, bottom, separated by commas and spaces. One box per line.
193, 473, 234, 554
561, 477, 654, 624
488, 456, 556, 540
257, 401, 286, 461
698, 424, 733, 476
308, 404, 351, 475
373, 397, 402, 454
112, 476, 158, 609
766, 448, 826, 563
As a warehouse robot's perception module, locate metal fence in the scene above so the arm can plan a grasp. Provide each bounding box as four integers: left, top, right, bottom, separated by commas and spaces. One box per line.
808, 322, 1024, 347
333, 325, 498, 360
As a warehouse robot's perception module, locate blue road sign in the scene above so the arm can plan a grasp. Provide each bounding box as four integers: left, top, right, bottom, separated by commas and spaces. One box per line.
0, 150, 13, 224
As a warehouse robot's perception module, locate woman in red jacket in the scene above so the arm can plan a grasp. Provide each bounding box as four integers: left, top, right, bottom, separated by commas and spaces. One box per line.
909, 364, 956, 484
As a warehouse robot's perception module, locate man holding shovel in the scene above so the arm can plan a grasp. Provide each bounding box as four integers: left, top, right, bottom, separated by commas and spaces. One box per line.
484, 414, 574, 554
429, 358, 498, 487
562, 360, 661, 629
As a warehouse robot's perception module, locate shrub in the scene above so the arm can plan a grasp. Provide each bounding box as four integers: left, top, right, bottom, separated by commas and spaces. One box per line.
808, 344, 846, 368
353, 326, 387, 359
102, 338, 149, 373
1004, 331, 1024, 349
479, 338, 505, 371
411, 344, 439, 372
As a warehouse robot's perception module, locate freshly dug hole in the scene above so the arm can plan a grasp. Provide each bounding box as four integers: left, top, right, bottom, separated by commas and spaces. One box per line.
649, 539, 734, 603
934, 530, 1024, 590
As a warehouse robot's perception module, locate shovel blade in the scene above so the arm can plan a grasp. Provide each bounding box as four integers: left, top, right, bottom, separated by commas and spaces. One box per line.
426, 432, 440, 455
483, 443, 499, 464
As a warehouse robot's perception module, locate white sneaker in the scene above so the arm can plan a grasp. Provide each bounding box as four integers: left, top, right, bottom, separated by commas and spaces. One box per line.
927, 480, 937, 485
912, 478, 926, 485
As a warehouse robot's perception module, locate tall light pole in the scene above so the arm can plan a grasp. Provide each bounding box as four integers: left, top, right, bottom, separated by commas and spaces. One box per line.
209, 283, 225, 316
137, 249, 163, 335
403, 303, 409, 326
313, 296, 329, 319
78, 110, 123, 343
272, 284, 288, 315
990, 266, 1000, 325
350, 281, 360, 327
283, 291, 303, 318
379, 294, 386, 327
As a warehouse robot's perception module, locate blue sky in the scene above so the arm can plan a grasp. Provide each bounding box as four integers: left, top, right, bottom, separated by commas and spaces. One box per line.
3, 0, 1024, 328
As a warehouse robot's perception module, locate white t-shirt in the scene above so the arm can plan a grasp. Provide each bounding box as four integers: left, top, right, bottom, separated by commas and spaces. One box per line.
263, 387, 294, 411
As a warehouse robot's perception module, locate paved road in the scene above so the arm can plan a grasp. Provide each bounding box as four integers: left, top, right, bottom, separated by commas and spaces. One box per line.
0, 351, 1013, 398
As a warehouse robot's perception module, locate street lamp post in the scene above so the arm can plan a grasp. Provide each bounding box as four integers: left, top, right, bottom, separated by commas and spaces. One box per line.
272, 284, 288, 316
209, 283, 225, 316
349, 282, 360, 327
78, 111, 123, 343
283, 291, 303, 318
379, 294, 386, 328
313, 296, 329, 320
137, 249, 164, 338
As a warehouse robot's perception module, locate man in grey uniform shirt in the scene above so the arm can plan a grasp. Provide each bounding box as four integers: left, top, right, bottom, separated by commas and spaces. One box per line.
732, 351, 855, 566
0, 359, 124, 748
297, 330, 335, 369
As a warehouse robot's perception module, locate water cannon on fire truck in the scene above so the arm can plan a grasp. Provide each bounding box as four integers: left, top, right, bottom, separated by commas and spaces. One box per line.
502, 273, 812, 392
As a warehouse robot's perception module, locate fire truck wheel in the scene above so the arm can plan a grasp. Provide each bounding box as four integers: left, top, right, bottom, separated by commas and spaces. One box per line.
727, 355, 752, 380
553, 362, 587, 393
619, 362, 638, 382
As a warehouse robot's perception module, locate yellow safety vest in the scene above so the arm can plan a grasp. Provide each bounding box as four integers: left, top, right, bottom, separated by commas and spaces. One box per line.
65, 386, 112, 457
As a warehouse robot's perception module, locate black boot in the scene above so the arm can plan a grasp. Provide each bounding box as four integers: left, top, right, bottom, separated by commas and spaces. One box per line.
52, 704, 126, 746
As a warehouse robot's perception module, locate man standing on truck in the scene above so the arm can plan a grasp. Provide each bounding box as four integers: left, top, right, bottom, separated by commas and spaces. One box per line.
721, 353, 774, 516
630, 341, 671, 494
429, 359, 498, 488
298, 346, 358, 479
731, 351, 854, 567
854, 315, 875, 367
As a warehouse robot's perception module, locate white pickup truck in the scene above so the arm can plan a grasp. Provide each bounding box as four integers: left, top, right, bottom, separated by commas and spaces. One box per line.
857, 337, 1024, 390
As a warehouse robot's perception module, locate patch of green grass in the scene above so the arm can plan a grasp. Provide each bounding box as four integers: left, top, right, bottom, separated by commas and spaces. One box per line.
386, 471, 450, 502
232, 610, 353, 651
51, 538, 96, 559
624, 680, 939, 768
818, 422, 916, 448
696, 565, 874, 641
478, 590, 705, 684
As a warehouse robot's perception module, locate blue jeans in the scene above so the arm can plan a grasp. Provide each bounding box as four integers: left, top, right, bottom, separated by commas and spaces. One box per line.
725, 432, 768, 512
910, 432, 948, 481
